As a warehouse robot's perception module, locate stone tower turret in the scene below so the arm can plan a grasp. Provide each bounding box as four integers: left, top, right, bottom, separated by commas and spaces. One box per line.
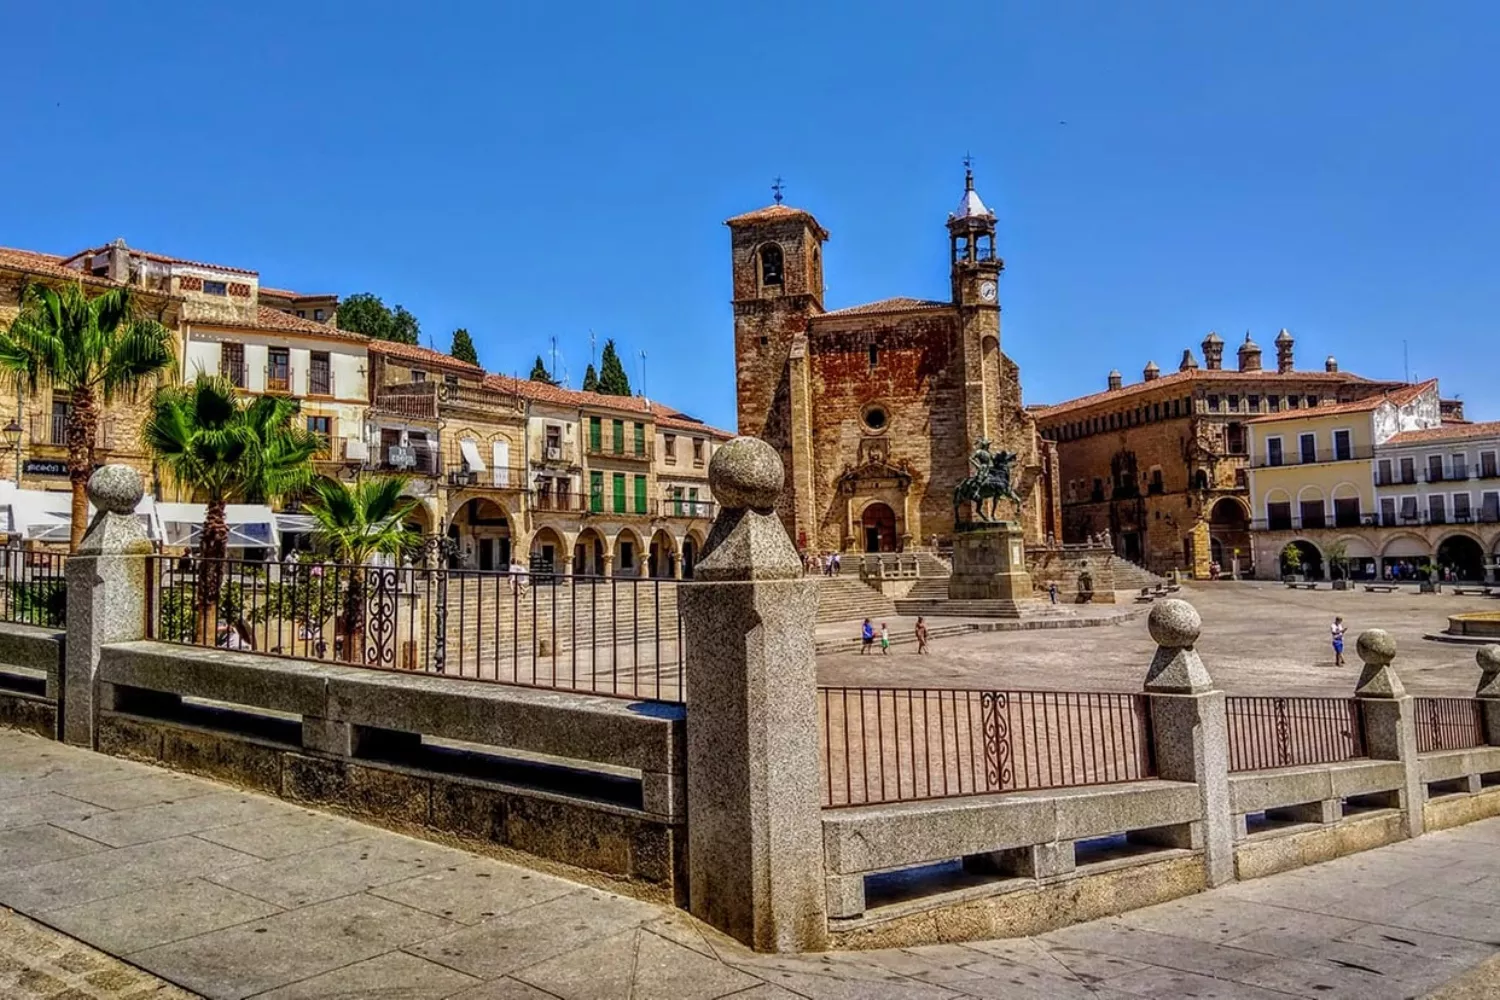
1237, 332, 1262, 372
1275, 328, 1295, 373
1202, 332, 1224, 370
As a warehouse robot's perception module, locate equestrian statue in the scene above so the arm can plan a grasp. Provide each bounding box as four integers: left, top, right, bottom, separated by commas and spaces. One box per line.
953, 439, 1022, 524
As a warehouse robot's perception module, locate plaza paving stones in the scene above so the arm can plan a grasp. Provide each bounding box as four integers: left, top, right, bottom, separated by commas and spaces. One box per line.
6, 728, 1500, 997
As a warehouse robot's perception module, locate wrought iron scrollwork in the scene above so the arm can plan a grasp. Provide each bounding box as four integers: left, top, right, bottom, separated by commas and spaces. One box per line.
363, 566, 399, 667
1272, 697, 1291, 767
980, 691, 1013, 791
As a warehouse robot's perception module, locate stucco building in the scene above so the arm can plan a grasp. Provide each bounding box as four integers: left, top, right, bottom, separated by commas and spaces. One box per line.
728, 168, 1059, 555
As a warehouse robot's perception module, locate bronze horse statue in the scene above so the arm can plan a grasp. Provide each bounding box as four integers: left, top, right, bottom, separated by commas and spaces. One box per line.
953, 441, 1022, 523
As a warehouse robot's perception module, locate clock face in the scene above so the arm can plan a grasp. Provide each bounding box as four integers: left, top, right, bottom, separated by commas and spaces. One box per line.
979, 281, 996, 302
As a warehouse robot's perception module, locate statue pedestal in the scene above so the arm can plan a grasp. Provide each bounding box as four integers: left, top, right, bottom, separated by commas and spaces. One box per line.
950, 523, 1032, 602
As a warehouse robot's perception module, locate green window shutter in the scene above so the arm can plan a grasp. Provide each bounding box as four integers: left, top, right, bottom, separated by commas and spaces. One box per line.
590, 471, 603, 512
673, 488, 683, 516
613, 473, 626, 513
612, 419, 624, 454
634, 475, 647, 514
634, 423, 645, 456
589, 417, 601, 452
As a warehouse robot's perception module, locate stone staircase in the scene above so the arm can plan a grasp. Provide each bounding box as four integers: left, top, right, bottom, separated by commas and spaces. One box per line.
815, 576, 897, 625
1111, 557, 1169, 591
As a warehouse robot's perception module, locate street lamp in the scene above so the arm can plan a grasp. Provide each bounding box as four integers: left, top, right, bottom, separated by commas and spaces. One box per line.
3, 419, 21, 485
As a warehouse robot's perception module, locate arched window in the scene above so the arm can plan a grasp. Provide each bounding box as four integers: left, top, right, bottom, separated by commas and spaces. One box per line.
759, 244, 784, 287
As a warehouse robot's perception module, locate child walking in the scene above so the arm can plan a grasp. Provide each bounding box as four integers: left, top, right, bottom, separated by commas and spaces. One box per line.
1331, 616, 1346, 667
879, 622, 890, 655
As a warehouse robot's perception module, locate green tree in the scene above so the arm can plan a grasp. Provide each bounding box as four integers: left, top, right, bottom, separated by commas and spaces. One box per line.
529, 355, 558, 385
336, 293, 420, 345
581, 363, 599, 393
597, 339, 631, 396
0, 282, 175, 551
450, 328, 479, 366
143, 375, 322, 640
303, 476, 420, 662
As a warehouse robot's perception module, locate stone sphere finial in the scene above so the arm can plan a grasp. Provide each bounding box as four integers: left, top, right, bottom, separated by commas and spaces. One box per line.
708, 436, 784, 513
1478, 645, 1500, 674
1147, 599, 1201, 648
87, 464, 143, 516
1356, 629, 1396, 668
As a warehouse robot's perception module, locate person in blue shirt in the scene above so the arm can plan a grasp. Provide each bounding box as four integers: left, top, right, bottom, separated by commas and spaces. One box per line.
861, 618, 874, 655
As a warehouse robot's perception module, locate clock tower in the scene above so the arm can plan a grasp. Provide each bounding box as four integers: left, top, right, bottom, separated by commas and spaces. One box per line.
947, 161, 1004, 451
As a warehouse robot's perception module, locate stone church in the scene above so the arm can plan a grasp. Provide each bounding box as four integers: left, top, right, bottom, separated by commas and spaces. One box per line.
727, 168, 1060, 554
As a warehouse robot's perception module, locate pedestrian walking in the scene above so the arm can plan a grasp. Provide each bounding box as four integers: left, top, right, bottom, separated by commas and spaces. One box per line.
1048, 582, 1058, 605
879, 622, 890, 654
860, 618, 874, 654
915, 616, 929, 654
1330, 615, 1347, 667
832, 553, 842, 576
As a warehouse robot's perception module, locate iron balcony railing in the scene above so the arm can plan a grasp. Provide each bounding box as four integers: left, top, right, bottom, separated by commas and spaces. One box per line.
585, 440, 654, 462
654, 499, 716, 519
528, 490, 588, 513
30, 416, 111, 450
1252, 445, 1374, 469
445, 465, 527, 490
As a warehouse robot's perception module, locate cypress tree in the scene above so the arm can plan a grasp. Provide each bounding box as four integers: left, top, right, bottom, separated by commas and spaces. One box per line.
581, 363, 599, 393
529, 356, 558, 385
597, 339, 632, 396
450, 328, 479, 365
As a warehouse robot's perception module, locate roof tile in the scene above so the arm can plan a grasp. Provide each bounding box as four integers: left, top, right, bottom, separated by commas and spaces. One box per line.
1245, 379, 1436, 424
1035, 368, 1387, 420
368, 339, 484, 375
1383, 419, 1500, 445
818, 296, 950, 318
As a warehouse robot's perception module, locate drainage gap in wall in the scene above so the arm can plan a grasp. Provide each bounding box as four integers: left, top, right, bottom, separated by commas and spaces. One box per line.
1075, 833, 1175, 868
1427, 778, 1474, 800
113, 686, 301, 746
1342, 791, 1400, 817
0, 669, 45, 698
1481, 771, 1500, 789
863, 859, 1015, 911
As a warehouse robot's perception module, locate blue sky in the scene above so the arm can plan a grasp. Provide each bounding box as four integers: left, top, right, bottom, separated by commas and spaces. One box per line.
3, 1, 1497, 427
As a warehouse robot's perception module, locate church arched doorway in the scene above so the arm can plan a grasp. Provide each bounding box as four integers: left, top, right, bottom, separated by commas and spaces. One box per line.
861, 502, 898, 553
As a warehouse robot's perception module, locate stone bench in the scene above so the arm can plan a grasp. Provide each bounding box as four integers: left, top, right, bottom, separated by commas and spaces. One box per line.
1364, 585, 1399, 593
1285, 582, 1320, 590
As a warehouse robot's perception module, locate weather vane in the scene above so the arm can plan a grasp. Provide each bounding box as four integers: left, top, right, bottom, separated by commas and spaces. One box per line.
771, 176, 785, 204
963, 152, 973, 171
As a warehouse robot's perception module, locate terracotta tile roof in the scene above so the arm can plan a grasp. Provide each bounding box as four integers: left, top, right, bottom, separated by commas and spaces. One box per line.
189, 306, 369, 343
0, 246, 120, 289
483, 374, 733, 437
1383, 420, 1500, 445
1034, 368, 1389, 420
368, 339, 484, 376
723, 203, 830, 239
258, 286, 334, 301
63, 243, 258, 276
818, 296, 950, 318
1245, 379, 1436, 424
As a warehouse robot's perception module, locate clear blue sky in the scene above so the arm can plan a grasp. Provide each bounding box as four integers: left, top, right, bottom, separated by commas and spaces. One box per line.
4, 2, 1497, 427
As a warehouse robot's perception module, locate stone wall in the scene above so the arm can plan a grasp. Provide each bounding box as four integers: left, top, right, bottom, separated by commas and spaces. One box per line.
0, 624, 62, 738
1024, 545, 1118, 603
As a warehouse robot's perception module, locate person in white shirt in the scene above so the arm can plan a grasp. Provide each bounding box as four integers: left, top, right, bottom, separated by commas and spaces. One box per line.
1330, 616, 1346, 667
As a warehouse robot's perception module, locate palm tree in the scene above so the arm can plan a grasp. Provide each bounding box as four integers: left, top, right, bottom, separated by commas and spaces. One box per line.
143, 374, 322, 640
303, 475, 419, 661
0, 282, 175, 550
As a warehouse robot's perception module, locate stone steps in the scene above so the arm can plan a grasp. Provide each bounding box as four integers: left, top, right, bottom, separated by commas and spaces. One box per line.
816, 577, 897, 625
1112, 557, 1168, 590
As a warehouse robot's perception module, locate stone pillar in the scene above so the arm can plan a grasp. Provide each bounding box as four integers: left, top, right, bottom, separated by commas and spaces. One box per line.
1474, 646, 1500, 745
680, 436, 828, 952
1142, 600, 1233, 887
1353, 629, 1424, 838
63, 466, 152, 747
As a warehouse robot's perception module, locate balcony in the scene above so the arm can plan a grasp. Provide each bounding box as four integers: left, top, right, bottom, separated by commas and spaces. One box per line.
585, 440, 653, 463
655, 499, 716, 519
1251, 445, 1373, 469
1374, 472, 1419, 487
372, 442, 440, 476
265, 365, 295, 396
29, 416, 111, 450
445, 464, 527, 491
532, 442, 580, 467
528, 490, 587, 513
371, 383, 439, 422
307, 367, 334, 398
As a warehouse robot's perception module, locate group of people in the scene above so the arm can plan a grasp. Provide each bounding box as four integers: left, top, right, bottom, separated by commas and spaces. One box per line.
859, 616, 930, 655
805, 551, 843, 576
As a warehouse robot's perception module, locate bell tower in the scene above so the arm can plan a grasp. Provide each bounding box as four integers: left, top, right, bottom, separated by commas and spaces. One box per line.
947, 159, 1004, 452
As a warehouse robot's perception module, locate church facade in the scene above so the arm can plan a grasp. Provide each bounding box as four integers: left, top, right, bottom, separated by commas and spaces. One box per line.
727, 170, 1060, 554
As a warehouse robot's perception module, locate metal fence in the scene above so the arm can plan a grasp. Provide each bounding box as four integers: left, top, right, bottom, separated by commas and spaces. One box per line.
144, 555, 685, 703
1225, 696, 1367, 772
0, 550, 67, 627
1415, 697, 1486, 754
817, 687, 1156, 808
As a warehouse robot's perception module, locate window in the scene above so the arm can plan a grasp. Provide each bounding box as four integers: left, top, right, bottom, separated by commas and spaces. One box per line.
1267, 501, 1293, 531
1207, 395, 1220, 412
445, 374, 459, 389
1307, 396, 1319, 408
589, 471, 604, 513
588, 417, 601, 452
1288, 396, 1300, 409
663, 433, 676, 463
545, 425, 562, 452
868, 344, 879, 369
1400, 457, 1416, 484
633, 422, 645, 456
1481, 451, 1498, 478
296, 310, 306, 318
1235, 468, 1248, 489
612, 419, 625, 455
220, 342, 246, 388
1454, 493, 1472, 522
1427, 454, 1444, 483
1483, 492, 1500, 523
309, 351, 331, 395
759, 244, 784, 287
1091, 477, 1104, 502
1380, 497, 1397, 526
1248, 395, 1260, 413
306, 415, 332, 456
313, 308, 325, 321
1148, 467, 1164, 494
49, 398, 69, 446
1452, 453, 1469, 480
1429, 494, 1447, 524
1377, 458, 1393, 486
1298, 433, 1317, 464
1300, 499, 1326, 529
410, 369, 427, 382
693, 438, 705, 464
1333, 429, 1352, 462
1333, 497, 1361, 528
1401, 496, 1419, 522
1267, 437, 1284, 467
267, 348, 291, 393
1269, 396, 1281, 412
1226, 422, 1245, 455
1228, 394, 1240, 412
633, 474, 647, 514
202, 280, 227, 296
612, 473, 627, 514
863, 406, 887, 431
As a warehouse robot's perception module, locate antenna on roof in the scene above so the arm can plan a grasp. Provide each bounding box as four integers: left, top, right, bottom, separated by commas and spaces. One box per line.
589, 329, 597, 369
550, 335, 558, 384
639, 350, 648, 398
1403, 340, 1410, 384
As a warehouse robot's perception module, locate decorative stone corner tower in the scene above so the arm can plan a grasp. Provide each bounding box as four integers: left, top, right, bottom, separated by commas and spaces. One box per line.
679, 436, 828, 952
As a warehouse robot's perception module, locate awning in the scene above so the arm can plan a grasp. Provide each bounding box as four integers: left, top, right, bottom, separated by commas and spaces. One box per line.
459, 438, 486, 473
1339, 537, 1376, 559
155, 503, 277, 549
276, 513, 318, 535
0, 488, 158, 542
1382, 536, 1430, 559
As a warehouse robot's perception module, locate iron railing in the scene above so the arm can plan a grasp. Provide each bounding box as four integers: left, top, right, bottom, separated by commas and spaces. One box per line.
0, 550, 67, 627
1415, 697, 1486, 754
817, 687, 1155, 808
653, 499, 716, 519
144, 555, 685, 703
1225, 696, 1367, 772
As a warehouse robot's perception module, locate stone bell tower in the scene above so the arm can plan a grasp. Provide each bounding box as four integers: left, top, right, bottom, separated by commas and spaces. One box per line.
947, 160, 1005, 461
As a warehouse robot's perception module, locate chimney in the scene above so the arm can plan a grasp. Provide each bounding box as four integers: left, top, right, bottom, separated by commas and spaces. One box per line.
1202, 331, 1224, 370
1107, 369, 1122, 391
1143, 361, 1160, 382
1179, 348, 1199, 372
1275, 328, 1294, 373
1237, 332, 1262, 372
108, 238, 130, 283
1325, 355, 1339, 373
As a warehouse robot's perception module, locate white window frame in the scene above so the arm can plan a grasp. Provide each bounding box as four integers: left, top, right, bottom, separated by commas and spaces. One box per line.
1452, 490, 1472, 522
1298, 432, 1318, 464
1399, 493, 1420, 522
1480, 450, 1498, 477
1425, 452, 1445, 482
1451, 451, 1469, 479
1376, 457, 1393, 486
1266, 435, 1284, 467
1331, 427, 1354, 462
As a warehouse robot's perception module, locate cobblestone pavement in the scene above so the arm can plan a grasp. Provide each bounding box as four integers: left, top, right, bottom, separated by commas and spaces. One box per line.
4, 727, 1500, 998
0, 906, 197, 998
819, 580, 1500, 696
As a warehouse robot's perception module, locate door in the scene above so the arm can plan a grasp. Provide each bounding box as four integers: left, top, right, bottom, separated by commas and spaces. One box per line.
492, 441, 510, 487
613, 473, 627, 513
479, 539, 495, 572
859, 502, 897, 553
